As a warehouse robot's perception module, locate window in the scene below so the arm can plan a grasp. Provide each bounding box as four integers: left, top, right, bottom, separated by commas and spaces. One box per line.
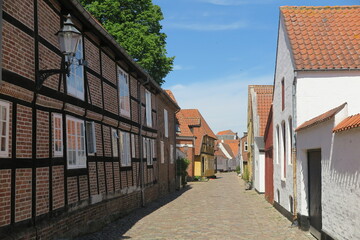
86, 121, 96, 155
164, 109, 168, 138
67, 38, 84, 100
143, 137, 147, 158
111, 128, 119, 157
281, 78, 285, 111
289, 196, 294, 214
66, 116, 86, 169
145, 90, 152, 127
0, 101, 10, 157
277, 189, 280, 203
160, 141, 164, 164
53, 113, 63, 157
244, 141, 248, 152
118, 67, 130, 117
276, 125, 280, 164
288, 117, 293, 164
170, 144, 174, 164
120, 131, 131, 166
146, 138, 152, 165
131, 134, 136, 158
282, 122, 286, 179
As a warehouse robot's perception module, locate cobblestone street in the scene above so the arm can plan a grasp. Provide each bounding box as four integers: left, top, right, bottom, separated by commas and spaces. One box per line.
77, 172, 315, 240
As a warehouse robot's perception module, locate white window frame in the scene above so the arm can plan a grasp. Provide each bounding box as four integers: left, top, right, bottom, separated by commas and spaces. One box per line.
164, 109, 168, 138
86, 121, 96, 155
160, 141, 164, 164
145, 90, 152, 127
120, 131, 131, 166
66, 116, 86, 169
53, 113, 63, 157
170, 144, 174, 164
118, 66, 131, 117
151, 139, 156, 158
0, 101, 10, 157
147, 138, 152, 165
67, 38, 85, 100
112, 128, 119, 157
131, 134, 136, 158
244, 141, 248, 152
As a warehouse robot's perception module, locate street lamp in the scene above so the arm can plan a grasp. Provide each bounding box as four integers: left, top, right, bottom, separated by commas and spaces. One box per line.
37, 14, 82, 90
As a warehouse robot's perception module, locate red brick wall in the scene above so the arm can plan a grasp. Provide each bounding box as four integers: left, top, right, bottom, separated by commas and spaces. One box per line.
52, 166, 64, 210
3, 0, 34, 30
36, 167, 49, 216
97, 162, 106, 194
16, 105, 32, 158
36, 110, 49, 158
0, 169, 11, 227
67, 177, 78, 205
103, 83, 118, 115
105, 162, 114, 193
87, 73, 103, 108
84, 37, 100, 74
88, 162, 98, 196
15, 168, 32, 222
79, 175, 89, 201
101, 52, 116, 85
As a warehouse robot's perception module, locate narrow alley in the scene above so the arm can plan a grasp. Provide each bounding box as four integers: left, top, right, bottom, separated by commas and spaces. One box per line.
77, 173, 315, 240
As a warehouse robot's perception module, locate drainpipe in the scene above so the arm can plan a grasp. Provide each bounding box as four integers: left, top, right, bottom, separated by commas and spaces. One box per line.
292, 72, 298, 223
139, 77, 149, 207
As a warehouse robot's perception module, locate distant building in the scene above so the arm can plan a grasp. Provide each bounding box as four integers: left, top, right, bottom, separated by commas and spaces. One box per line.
216, 130, 237, 140
239, 133, 248, 175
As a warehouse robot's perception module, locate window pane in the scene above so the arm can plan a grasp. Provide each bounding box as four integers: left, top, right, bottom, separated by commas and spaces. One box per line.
1, 137, 6, 151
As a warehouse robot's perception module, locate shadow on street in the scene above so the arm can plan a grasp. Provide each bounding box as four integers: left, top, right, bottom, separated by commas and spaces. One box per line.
76, 185, 192, 240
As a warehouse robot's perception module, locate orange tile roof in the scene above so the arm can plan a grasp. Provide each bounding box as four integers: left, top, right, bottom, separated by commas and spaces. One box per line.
333, 113, 360, 133
250, 85, 273, 136
281, 6, 360, 70
181, 109, 217, 155
217, 130, 235, 136
223, 139, 240, 156
176, 111, 193, 137
296, 103, 347, 132
164, 90, 177, 104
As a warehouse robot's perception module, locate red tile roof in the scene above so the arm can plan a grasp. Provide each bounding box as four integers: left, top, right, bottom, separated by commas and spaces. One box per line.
250, 85, 273, 136
223, 139, 240, 156
181, 109, 217, 155
217, 130, 235, 136
333, 113, 360, 133
296, 103, 347, 132
164, 90, 177, 104
281, 6, 360, 70
176, 111, 193, 137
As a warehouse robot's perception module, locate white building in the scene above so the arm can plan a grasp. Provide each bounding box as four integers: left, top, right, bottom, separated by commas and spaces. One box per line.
273, 6, 360, 238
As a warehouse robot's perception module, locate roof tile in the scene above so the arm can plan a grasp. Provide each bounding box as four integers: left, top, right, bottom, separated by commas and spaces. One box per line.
333, 113, 360, 132
281, 6, 360, 70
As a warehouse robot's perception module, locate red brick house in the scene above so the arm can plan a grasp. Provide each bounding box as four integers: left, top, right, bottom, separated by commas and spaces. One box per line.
0, 0, 178, 239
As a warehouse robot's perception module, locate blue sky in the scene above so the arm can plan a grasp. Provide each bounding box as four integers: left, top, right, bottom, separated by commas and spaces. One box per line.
154, 0, 359, 136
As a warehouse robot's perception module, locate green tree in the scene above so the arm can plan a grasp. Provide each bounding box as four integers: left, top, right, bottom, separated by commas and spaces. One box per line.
80, 0, 174, 85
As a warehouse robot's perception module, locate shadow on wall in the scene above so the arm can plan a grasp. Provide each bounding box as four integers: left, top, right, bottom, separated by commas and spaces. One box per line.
75, 186, 192, 240
330, 133, 360, 188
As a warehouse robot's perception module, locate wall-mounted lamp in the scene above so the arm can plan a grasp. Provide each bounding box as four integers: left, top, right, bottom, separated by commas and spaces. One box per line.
37, 14, 82, 90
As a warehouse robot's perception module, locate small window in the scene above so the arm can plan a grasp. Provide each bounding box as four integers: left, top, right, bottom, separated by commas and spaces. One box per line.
143, 137, 147, 158
131, 134, 136, 158
0, 101, 10, 157
86, 121, 96, 155
281, 78, 285, 111
244, 141, 248, 152
66, 116, 86, 169
289, 196, 294, 214
170, 144, 174, 164
160, 141, 164, 164
176, 124, 181, 134
145, 90, 152, 127
67, 38, 84, 100
164, 109, 168, 138
146, 138, 152, 165
120, 131, 131, 166
111, 128, 119, 157
118, 67, 130, 117
53, 113, 63, 157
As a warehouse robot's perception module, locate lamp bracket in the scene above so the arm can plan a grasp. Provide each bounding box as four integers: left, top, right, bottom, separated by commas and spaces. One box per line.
37, 64, 70, 91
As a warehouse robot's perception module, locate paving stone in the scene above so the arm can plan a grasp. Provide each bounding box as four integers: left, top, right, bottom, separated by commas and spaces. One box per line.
76, 172, 315, 240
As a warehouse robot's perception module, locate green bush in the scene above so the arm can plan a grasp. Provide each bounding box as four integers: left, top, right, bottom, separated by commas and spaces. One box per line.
176, 157, 190, 185
235, 166, 241, 174
242, 166, 250, 182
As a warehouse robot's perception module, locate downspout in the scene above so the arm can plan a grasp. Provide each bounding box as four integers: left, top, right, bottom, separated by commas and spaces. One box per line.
292, 72, 298, 223
139, 77, 149, 207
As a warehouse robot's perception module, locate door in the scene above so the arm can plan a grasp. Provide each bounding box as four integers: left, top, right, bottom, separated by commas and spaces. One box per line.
308, 150, 322, 239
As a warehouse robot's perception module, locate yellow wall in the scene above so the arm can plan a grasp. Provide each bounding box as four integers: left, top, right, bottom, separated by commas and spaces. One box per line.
194, 154, 215, 177
194, 160, 201, 176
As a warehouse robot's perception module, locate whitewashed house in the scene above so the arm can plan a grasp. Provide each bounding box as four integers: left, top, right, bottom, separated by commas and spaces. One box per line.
272, 5, 360, 236
296, 103, 360, 240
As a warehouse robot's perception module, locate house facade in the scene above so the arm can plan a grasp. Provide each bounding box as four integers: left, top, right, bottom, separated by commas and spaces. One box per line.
239, 133, 248, 175
247, 85, 273, 192
273, 5, 360, 236
216, 130, 240, 171
0, 0, 178, 239
264, 106, 273, 204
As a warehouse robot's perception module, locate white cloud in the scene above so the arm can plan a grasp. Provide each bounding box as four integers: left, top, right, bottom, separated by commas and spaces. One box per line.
173, 65, 183, 70
165, 72, 273, 135
164, 21, 247, 31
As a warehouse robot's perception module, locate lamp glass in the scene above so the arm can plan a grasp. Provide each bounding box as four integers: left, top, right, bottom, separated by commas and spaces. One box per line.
56, 14, 81, 57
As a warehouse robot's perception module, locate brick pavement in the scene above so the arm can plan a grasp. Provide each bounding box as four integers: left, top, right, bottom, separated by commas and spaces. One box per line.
76, 172, 315, 240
